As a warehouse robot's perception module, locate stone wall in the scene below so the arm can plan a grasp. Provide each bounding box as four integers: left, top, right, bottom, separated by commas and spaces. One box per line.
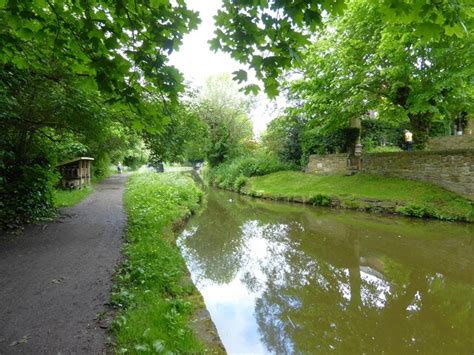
426, 135, 474, 151
361, 150, 474, 200
305, 154, 348, 175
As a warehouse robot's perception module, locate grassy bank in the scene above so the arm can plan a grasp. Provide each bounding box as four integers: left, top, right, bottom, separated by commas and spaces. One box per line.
112, 172, 223, 353
53, 186, 94, 208
242, 171, 473, 222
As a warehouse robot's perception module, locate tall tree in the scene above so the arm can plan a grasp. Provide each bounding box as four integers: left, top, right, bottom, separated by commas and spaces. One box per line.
195, 75, 254, 166
211, 0, 471, 97
262, 114, 303, 166
0, 0, 200, 227
288, 0, 473, 147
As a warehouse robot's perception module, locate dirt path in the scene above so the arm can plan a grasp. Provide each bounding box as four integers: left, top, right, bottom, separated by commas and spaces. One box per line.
0, 174, 127, 354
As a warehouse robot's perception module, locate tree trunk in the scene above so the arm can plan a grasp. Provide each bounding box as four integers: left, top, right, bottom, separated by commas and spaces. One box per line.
409, 112, 432, 150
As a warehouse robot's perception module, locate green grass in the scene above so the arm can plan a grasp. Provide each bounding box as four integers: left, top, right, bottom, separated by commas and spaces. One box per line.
53, 186, 94, 208
112, 172, 221, 353
243, 171, 473, 222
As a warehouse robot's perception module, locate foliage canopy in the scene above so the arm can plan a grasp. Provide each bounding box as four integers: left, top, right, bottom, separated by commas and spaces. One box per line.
211, 0, 472, 96
0, 0, 200, 104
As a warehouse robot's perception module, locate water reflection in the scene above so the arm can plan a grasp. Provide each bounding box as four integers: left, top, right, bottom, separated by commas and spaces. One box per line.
178, 189, 474, 354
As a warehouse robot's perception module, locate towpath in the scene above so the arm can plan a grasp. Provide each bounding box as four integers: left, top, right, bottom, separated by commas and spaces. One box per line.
0, 174, 127, 354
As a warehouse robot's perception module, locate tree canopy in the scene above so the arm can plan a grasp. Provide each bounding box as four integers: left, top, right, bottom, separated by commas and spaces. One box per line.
0, 0, 200, 104
211, 0, 472, 97
193, 75, 254, 166
287, 0, 473, 147
0, 0, 201, 227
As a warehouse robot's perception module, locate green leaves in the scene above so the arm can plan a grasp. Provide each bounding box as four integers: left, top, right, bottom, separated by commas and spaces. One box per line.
286, 0, 473, 145
243, 84, 260, 95
413, 23, 443, 41
232, 69, 248, 83
0, 0, 200, 104
212, 0, 471, 97
445, 23, 465, 38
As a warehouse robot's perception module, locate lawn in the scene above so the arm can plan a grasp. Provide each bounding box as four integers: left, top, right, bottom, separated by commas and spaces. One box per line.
244, 171, 473, 222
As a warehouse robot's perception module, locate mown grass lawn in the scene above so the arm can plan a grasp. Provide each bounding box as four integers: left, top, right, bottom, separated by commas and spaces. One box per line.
112, 172, 223, 353
244, 171, 473, 222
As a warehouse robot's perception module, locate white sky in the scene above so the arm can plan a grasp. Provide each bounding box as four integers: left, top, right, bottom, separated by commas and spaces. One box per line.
169, 0, 284, 137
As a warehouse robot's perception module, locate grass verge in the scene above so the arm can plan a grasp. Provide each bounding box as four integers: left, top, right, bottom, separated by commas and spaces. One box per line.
112, 172, 223, 353
242, 171, 473, 222
53, 186, 94, 208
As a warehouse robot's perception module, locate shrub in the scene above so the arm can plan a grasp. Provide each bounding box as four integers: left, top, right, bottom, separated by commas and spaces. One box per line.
397, 204, 435, 219
309, 194, 332, 206
0, 163, 59, 228
208, 152, 293, 191
233, 175, 248, 192
91, 153, 111, 179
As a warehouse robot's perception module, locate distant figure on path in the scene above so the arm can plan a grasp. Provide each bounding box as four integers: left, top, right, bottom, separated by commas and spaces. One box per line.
404, 129, 413, 151
117, 162, 123, 174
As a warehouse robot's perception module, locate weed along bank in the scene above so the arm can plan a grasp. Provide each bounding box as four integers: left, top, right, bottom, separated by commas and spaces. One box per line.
112, 173, 224, 353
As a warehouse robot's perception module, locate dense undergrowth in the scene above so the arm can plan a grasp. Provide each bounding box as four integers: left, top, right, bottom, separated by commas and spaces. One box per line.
243, 171, 474, 222
206, 152, 294, 191
112, 172, 218, 353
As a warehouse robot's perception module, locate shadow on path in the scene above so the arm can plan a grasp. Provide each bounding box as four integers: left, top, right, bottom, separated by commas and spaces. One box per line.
0, 174, 128, 353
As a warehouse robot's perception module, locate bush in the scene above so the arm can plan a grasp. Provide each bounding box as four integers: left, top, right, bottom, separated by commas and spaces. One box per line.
309, 193, 332, 206
91, 153, 111, 179
0, 163, 59, 228
397, 204, 435, 219
233, 175, 248, 192
209, 152, 293, 191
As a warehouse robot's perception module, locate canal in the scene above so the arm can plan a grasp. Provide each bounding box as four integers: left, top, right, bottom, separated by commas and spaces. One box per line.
177, 187, 474, 354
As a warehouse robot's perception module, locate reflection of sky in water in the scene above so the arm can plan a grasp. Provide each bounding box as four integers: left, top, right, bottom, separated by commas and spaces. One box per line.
178, 220, 395, 354
360, 271, 390, 308
177, 205, 474, 354
179, 221, 293, 354
199, 279, 269, 354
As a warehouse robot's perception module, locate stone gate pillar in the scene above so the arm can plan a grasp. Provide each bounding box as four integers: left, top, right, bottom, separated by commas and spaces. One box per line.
347, 117, 362, 174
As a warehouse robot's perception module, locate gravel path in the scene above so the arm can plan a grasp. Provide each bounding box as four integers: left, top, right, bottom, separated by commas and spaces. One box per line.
0, 174, 127, 354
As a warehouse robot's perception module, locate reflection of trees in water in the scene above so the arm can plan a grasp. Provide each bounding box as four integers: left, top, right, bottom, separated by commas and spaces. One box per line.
179, 192, 246, 284
179, 189, 303, 285
180, 189, 474, 353
253, 228, 474, 353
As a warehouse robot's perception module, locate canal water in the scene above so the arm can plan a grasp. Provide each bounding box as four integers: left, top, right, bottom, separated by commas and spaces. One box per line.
177, 187, 474, 354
